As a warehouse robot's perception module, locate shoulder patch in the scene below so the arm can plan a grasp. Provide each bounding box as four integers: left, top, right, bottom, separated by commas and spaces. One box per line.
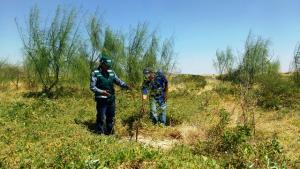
109, 73, 115, 77
94, 70, 102, 77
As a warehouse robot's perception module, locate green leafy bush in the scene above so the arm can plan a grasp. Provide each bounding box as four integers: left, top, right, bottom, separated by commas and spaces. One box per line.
172, 74, 207, 89
257, 74, 299, 109
214, 82, 238, 96
220, 68, 243, 84
220, 126, 251, 153
194, 109, 288, 168
257, 138, 287, 168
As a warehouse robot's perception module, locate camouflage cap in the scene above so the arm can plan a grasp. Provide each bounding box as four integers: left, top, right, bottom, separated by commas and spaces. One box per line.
143, 67, 154, 75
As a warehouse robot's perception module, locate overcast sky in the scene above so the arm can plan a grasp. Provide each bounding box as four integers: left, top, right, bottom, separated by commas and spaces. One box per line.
0, 0, 300, 74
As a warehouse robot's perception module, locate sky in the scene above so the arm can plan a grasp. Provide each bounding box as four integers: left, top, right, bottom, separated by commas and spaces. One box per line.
0, 0, 300, 74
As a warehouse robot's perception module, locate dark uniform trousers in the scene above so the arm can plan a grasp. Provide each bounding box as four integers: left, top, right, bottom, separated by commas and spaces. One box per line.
95, 98, 115, 134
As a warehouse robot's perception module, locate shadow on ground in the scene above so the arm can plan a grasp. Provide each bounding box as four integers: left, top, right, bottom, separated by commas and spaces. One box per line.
23, 88, 92, 99
23, 91, 55, 98
75, 118, 99, 134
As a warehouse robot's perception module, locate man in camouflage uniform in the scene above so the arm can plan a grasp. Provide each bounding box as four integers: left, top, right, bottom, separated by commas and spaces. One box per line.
90, 56, 130, 134
142, 68, 168, 125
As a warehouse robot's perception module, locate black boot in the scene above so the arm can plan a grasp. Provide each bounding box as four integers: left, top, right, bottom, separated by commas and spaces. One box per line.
95, 123, 104, 134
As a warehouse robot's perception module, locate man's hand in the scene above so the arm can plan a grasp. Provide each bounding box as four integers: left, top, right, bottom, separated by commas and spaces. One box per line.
103, 90, 110, 96
126, 85, 133, 90
142, 94, 147, 100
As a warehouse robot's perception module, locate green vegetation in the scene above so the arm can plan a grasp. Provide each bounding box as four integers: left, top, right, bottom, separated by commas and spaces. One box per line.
213, 47, 234, 79
214, 33, 300, 110
256, 73, 300, 110
292, 43, 300, 85
1, 73, 300, 168
16, 6, 176, 95
0, 59, 23, 90
17, 6, 79, 94
1, 4, 300, 169
195, 109, 288, 169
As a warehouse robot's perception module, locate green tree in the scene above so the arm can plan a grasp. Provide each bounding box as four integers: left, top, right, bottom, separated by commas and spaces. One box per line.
143, 33, 158, 70
68, 54, 90, 89
0, 59, 7, 88
292, 43, 300, 85
126, 23, 147, 86
23, 55, 38, 89
0, 58, 6, 68
159, 38, 176, 74
213, 47, 234, 78
86, 15, 103, 71
17, 6, 78, 94
239, 33, 272, 86
0, 61, 22, 89
6, 64, 22, 90
102, 27, 127, 78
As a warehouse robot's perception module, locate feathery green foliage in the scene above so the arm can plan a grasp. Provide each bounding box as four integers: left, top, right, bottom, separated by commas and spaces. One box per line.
213, 47, 234, 77
143, 33, 159, 70
292, 43, 300, 85
18, 6, 78, 94
102, 27, 127, 78
86, 15, 102, 71
127, 23, 148, 86
239, 33, 273, 85
159, 38, 175, 74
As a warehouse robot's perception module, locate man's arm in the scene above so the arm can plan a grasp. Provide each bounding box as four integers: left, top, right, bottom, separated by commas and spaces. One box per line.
162, 75, 168, 101
113, 73, 129, 89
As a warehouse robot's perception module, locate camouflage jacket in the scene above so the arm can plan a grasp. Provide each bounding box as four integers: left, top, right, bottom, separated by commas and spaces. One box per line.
142, 71, 168, 102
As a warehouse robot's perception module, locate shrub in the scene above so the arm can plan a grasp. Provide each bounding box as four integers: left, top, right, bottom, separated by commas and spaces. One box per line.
214, 82, 238, 96
291, 43, 300, 85
18, 6, 79, 94
171, 74, 207, 89
257, 138, 287, 168
217, 33, 279, 87
257, 74, 299, 109
220, 68, 243, 83
220, 125, 251, 153
194, 108, 288, 168
208, 109, 230, 137
213, 47, 234, 78
191, 75, 207, 88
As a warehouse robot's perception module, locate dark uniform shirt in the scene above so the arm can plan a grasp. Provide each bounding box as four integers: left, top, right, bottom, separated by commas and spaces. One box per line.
90, 69, 128, 99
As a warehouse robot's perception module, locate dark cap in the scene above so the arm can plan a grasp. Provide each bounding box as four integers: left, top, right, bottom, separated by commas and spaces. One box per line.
100, 56, 112, 67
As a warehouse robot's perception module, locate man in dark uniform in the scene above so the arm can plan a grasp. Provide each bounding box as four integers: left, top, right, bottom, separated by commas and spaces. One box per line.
90, 56, 130, 134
